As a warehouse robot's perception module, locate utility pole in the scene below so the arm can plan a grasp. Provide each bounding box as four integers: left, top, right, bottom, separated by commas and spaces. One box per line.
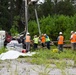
24, 0, 41, 35
31, 0, 41, 35
34, 7, 41, 35
25, 0, 28, 33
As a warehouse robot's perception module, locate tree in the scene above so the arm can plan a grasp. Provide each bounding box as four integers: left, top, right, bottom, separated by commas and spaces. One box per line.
37, 0, 54, 17
54, 0, 75, 16
0, 0, 11, 30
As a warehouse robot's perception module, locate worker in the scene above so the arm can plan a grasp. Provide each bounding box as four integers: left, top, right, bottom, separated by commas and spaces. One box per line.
70, 31, 75, 50
25, 32, 31, 52
44, 34, 50, 49
33, 35, 39, 50
41, 34, 46, 48
57, 32, 64, 52
71, 31, 76, 50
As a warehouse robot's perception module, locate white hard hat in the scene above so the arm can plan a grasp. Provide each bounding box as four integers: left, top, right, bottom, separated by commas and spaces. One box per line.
71, 31, 74, 34
75, 32, 76, 34
59, 32, 62, 34
44, 34, 46, 36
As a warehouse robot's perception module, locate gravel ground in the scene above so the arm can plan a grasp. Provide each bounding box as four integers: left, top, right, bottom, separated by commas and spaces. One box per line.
0, 58, 76, 75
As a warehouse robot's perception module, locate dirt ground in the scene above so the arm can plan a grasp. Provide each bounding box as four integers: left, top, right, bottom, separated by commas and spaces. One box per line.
0, 58, 76, 75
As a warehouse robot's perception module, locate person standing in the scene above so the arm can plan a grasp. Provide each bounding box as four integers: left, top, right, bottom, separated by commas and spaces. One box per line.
44, 34, 50, 49
33, 35, 39, 50
70, 31, 76, 50
25, 32, 31, 52
57, 32, 64, 52
70, 31, 75, 50
41, 34, 46, 48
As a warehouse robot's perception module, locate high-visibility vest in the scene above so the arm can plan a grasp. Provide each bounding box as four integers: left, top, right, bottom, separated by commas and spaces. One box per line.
58, 35, 64, 44
46, 36, 50, 42
73, 34, 76, 43
41, 36, 46, 43
33, 37, 39, 44
25, 35, 30, 42
70, 34, 75, 43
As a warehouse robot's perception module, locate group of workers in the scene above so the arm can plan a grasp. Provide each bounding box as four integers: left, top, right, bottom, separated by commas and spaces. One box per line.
57, 30, 76, 52
4, 30, 76, 53
25, 30, 76, 53
25, 31, 65, 52
25, 32, 50, 52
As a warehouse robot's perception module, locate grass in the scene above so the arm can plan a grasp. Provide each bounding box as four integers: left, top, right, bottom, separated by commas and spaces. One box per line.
0, 46, 76, 75
0, 47, 7, 54
32, 64, 51, 75
25, 46, 76, 68
0, 46, 76, 65
29, 47, 76, 75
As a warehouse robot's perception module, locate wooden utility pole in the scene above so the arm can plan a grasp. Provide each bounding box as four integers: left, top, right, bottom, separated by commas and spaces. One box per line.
25, 0, 28, 33
34, 7, 41, 35
31, 0, 41, 35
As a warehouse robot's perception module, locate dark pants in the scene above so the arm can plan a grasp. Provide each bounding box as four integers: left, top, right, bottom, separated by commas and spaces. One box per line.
26, 42, 30, 52
71, 43, 76, 50
46, 41, 50, 49
58, 44, 63, 51
42, 43, 45, 47
34, 43, 38, 49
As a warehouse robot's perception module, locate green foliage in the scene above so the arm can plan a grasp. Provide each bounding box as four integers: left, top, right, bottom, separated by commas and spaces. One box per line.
10, 25, 18, 36
10, 16, 20, 36
0, 0, 76, 34
28, 20, 39, 38
36, 0, 76, 19
28, 14, 76, 41
55, 1, 75, 16
0, 0, 22, 31
39, 0, 54, 16
0, 5, 10, 30
0, 47, 7, 54
24, 47, 76, 70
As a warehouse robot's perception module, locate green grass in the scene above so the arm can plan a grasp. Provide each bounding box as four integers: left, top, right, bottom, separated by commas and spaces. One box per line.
32, 64, 51, 75
0, 47, 7, 54
0, 47, 76, 75
0, 46, 76, 68
25, 46, 76, 69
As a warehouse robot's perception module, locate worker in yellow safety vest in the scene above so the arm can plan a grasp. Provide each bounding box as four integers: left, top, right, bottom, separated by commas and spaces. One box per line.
44, 34, 50, 49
